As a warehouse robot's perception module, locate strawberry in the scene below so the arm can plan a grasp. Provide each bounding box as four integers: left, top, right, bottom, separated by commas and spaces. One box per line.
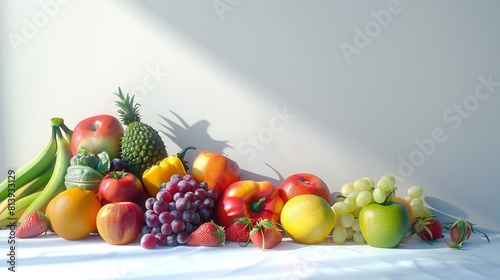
15, 211, 49, 238
443, 217, 490, 249
249, 219, 282, 250
412, 216, 444, 244
186, 220, 225, 247
225, 217, 252, 244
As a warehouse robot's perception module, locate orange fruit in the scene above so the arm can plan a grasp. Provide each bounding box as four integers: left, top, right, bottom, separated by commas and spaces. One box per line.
192, 151, 240, 195
280, 194, 335, 244
46, 187, 101, 240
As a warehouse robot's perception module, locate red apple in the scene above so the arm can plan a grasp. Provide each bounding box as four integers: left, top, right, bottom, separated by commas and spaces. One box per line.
278, 173, 332, 205
71, 114, 124, 159
96, 202, 143, 245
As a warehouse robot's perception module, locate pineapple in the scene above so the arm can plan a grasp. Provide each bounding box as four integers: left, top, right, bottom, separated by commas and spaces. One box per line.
114, 87, 168, 178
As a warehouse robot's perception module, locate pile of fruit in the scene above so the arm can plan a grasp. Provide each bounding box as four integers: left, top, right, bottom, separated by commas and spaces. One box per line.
0, 88, 490, 251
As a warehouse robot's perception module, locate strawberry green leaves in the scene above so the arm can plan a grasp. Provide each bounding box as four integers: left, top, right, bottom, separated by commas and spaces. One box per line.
443, 218, 490, 249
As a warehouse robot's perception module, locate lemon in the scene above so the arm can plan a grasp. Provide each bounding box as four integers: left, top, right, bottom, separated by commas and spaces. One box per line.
280, 194, 335, 244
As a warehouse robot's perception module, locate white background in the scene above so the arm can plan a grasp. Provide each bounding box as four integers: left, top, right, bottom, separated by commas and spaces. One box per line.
1, 0, 499, 232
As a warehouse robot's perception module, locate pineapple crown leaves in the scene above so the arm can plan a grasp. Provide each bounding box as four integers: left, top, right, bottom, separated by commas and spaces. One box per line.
114, 87, 141, 125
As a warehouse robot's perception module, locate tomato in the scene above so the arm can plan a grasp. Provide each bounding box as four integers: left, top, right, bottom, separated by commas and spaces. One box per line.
46, 187, 101, 240
415, 216, 444, 242
98, 171, 144, 206
359, 202, 410, 248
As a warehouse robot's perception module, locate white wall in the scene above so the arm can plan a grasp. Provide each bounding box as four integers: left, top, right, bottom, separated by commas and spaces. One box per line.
2, 0, 499, 232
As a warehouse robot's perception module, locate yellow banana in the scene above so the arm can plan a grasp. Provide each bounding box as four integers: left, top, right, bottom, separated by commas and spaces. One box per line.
0, 190, 41, 229
0, 161, 54, 213
0, 123, 58, 201
18, 118, 71, 224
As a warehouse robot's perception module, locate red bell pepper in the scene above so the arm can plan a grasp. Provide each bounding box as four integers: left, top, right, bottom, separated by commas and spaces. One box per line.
216, 180, 284, 228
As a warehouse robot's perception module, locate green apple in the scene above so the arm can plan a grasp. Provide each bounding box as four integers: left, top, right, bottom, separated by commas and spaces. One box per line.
359, 201, 410, 248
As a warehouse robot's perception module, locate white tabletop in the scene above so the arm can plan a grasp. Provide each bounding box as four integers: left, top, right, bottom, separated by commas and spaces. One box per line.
1, 229, 498, 279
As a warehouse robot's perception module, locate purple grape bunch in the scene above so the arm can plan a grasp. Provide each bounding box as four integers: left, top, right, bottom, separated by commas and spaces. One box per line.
140, 174, 218, 249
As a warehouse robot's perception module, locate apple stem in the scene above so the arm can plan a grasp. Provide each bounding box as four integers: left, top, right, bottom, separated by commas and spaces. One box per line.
383, 187, 397, 205
250, 197, 266, 213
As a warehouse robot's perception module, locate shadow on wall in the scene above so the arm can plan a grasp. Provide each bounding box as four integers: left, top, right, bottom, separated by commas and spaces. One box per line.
157, 111, 284, 186
158, 110, 231, 154
425, 196, 468, 221
425, 196, 498, 234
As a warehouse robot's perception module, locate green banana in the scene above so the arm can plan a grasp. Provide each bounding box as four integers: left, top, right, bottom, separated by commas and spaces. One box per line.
0, 160, 55, 213
0, 190, 41, 229
0, 123, 58, 201
59, 121, 73, 144
18, 118, 72, 224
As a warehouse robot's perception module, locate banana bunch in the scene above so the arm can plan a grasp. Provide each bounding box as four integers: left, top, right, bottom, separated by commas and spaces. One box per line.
0, 117, 73, 228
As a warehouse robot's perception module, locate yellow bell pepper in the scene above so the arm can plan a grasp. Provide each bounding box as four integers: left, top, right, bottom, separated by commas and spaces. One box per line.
142, 146, 195, 197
